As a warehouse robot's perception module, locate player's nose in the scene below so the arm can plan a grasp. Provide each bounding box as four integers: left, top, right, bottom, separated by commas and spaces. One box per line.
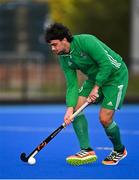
51, 46, 56, 51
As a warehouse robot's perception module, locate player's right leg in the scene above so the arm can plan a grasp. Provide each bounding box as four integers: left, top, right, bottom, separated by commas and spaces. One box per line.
66, 80, 99, 166
66, 96, 97, 165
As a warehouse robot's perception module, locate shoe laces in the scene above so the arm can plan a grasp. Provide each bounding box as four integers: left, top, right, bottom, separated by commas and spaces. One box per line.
76, 150, 89, 156
106, 151, 120, 160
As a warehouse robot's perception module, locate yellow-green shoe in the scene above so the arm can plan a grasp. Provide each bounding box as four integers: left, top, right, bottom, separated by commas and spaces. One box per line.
66, 149, 97, 166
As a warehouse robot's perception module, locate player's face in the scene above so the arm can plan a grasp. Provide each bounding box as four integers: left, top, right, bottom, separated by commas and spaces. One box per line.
49, 39, 69, 55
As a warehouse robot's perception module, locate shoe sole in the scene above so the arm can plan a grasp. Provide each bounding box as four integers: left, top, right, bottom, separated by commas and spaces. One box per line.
102, 151, 127, 166
66, 155, 97, 166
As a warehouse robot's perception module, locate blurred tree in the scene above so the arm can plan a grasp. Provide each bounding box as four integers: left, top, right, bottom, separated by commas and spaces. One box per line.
48, 0, 130, 64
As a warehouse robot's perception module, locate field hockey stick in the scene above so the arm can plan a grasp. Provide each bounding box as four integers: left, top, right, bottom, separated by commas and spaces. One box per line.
20, 101, 89, 164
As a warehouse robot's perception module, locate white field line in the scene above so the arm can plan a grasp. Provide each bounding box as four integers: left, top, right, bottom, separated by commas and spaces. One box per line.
0, 105, 138, 114
0, 126, 139, 135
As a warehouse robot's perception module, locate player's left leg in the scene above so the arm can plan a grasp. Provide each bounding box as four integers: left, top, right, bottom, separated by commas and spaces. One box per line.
100, 83, 128, 165
99, 108, 127, 165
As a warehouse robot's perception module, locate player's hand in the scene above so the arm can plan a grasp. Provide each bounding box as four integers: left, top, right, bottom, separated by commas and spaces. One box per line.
64, 107, 74, 125
87, 85, 99, 103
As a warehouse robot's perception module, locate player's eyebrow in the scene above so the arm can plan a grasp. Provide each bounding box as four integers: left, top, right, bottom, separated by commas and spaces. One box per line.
50, 42, 57, 46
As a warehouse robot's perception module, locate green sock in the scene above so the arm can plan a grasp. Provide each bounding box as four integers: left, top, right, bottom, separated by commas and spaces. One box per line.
72, 113, 91, 150
104, 121, 124, 152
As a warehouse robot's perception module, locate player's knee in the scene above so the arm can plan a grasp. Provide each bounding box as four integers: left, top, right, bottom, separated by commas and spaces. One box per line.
99, 109, 114, 127
99, 115, 112, 127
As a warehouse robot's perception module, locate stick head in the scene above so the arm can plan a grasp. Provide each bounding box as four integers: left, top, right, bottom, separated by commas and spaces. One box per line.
20, 153, 28, 162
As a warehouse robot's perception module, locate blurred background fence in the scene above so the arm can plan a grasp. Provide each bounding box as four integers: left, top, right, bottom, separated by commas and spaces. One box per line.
0, 0, 139, 104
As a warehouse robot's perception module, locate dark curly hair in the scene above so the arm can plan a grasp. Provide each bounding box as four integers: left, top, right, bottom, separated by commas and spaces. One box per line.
45, 22, 73, 43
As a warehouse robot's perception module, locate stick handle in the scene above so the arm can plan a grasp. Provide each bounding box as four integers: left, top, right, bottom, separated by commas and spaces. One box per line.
62, 101, 89, 127
71, 101, 89, 119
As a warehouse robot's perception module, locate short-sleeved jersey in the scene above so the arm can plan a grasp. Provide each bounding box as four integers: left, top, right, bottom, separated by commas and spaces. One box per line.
59, 34, 128, 107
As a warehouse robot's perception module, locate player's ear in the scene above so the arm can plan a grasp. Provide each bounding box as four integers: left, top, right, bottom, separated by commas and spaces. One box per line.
63, 37, 68, 42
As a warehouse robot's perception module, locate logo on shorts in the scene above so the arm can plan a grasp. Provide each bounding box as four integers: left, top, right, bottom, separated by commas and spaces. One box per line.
79, 86, 83, 93
107, 101, 113, 106
68, 61, 72, 66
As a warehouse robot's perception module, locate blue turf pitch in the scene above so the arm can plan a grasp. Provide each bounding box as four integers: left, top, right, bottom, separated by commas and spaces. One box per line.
0, 104, 139, 179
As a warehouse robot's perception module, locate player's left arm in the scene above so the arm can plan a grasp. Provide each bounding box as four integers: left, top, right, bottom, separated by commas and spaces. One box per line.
84, 36, 114, 87
87, 84, 99, 103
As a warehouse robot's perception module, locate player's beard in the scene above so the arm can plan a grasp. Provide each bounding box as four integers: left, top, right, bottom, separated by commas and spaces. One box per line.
57, 46, 69, 55
57, 50, 66, 55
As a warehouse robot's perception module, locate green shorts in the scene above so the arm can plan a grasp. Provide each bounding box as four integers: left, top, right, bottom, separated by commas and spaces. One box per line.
78, 75, 128, 110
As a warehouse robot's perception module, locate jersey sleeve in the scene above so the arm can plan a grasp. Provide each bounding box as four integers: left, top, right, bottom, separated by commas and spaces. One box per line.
83, 35, 114, 87
59, 57, 79, 107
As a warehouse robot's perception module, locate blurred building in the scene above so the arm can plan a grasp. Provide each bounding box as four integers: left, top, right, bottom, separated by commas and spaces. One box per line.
0, 0, 65, 103
0, 1, 50, 59
131, 0, 139, 74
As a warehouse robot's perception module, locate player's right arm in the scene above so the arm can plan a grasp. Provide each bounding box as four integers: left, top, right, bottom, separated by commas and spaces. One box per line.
64, 107, 74, 125
59, 57, 79, 124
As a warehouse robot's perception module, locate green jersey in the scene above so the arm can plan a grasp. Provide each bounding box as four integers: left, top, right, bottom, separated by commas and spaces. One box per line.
59, 34, 128, 107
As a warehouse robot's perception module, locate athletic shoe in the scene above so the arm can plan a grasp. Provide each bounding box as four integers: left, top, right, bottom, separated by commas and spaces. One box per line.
102, 148, 127, 165
66, 149, 97, 166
